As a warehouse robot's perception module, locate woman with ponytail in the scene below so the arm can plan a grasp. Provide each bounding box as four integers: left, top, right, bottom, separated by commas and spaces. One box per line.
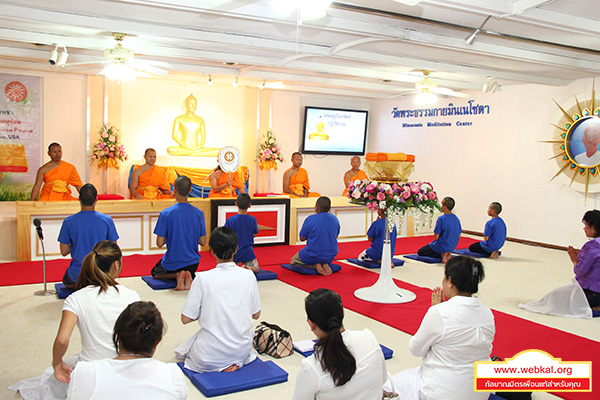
67, 301, 187, 399
10, 241, 140, 400
292, 288, 386, 400
386, 256, 495, 400
177, 227, 262, 372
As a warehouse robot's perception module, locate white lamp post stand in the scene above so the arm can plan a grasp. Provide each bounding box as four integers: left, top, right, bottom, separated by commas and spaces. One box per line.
354, 216, 416, 304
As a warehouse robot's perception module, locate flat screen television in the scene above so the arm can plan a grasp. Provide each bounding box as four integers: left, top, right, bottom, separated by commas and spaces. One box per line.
300, 106, 368, 155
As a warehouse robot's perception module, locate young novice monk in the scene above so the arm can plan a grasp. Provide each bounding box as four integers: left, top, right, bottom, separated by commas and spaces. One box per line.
358, 208, 397, 264
468, 202, 506, 259
225, 193, 259, 272
282, 152, 320, 198
291, 196, 340, 275
417, 196, 461, 263
177, 227, 262, 372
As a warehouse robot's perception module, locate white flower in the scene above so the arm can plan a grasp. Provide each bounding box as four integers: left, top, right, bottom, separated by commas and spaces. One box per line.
421, 183, 431, 191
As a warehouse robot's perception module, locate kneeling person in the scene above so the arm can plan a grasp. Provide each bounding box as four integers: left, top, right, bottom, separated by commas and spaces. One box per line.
224, 193, 259, 272
417, 196, 461, 263
291, 196, 340, 275
178, 227, 262, 372
152, 176, 207, 291
358, 208, 397, 264
469, 202, 506, 259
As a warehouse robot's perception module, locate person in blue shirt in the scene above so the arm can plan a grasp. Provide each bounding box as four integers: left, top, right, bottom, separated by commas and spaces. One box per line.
417, 196, 461, 263
225, 193, 259, 273
358, 208, 397, 264
152, 176, 207, 291
291, 196, 340, 275
58, 183, 119, 288
468, 202, 506, 259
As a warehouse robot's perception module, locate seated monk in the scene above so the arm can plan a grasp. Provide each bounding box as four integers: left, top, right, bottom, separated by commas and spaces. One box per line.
130, 148, 173, 200
208, 166, 247, 198
282, 152, 320, 198
30, 142, 82, 201
342, 156, 368, 196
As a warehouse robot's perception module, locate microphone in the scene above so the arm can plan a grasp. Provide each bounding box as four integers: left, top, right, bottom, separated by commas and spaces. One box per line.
33, 218, 44, 240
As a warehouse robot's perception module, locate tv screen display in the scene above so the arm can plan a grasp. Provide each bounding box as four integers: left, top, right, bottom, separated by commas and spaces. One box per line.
301, 106, 368, 155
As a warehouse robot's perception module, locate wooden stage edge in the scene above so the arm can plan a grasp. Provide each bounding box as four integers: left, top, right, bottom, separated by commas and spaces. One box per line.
16, 196, 384, 262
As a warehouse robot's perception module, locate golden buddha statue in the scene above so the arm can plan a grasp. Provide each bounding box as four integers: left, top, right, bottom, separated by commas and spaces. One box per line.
308, 117, 329, 140
167, 94, 220, 157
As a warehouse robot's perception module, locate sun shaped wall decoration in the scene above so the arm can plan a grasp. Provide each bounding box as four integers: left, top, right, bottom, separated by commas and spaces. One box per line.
546, 80, 600, 199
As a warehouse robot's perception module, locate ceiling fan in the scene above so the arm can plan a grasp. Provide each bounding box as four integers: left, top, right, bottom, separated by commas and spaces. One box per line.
389, 70, 471, 100
62, 33, 172, 79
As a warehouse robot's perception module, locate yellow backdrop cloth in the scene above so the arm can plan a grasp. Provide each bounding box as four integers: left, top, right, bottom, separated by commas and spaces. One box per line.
38, 161, 82, 201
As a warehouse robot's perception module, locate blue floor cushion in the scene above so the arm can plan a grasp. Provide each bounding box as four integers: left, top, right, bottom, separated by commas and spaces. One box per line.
281, 263, 342, 275
141, 275, 176, 290
453, 248, 501, 258
403, 254, 443, 264
346, 258, 404, 268
55, 283, 74, 299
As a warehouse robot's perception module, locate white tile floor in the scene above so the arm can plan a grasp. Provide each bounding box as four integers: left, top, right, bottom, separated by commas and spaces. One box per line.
2, 236, 598, 399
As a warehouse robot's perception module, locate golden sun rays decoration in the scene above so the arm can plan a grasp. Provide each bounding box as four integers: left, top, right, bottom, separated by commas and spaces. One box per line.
545, 79, 600, 199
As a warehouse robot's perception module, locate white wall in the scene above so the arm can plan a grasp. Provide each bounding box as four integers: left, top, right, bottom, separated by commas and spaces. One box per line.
370, 77, 599, 246
269, 91, 370, 196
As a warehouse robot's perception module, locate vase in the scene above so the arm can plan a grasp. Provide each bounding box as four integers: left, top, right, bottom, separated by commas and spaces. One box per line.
354, 216, 417, 304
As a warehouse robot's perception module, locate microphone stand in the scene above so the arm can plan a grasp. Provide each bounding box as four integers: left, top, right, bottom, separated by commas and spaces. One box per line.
34, 224, 56, 296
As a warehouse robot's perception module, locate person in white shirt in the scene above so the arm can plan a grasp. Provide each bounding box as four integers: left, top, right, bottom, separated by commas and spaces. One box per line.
177, 226, 262, 372
9, 241, 140, 400
67, 301, 187, 400
292, 288, 387, 400
385, 256, 495, 400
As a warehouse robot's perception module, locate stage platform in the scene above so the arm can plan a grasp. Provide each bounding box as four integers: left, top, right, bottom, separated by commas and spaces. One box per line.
15, 197, 414, 262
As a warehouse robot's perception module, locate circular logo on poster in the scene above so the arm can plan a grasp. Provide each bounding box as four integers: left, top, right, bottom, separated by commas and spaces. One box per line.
5, 81, 27, 102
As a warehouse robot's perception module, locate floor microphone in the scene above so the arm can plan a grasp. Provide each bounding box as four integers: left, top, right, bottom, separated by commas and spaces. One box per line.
33, 218, 44, 240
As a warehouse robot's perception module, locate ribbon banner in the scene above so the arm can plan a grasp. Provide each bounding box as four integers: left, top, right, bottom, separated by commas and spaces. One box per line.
0, 74, 41, 201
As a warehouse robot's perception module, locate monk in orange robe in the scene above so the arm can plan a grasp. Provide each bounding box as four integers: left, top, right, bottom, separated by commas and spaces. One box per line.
342, 156, 368, 196
208, 167, 247, 198
30, 143, 83, 201
282, 152, 320, 198
130, 148, 173, 200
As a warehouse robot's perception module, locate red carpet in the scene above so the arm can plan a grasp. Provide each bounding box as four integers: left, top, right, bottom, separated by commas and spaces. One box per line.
0, 236, 478, 287
262, 262, 597, 400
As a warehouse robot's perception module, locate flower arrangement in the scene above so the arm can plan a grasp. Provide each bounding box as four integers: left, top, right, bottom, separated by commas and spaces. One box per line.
347, 179, 441, 231
256, 130, 284, 171
90, 123, 127, 170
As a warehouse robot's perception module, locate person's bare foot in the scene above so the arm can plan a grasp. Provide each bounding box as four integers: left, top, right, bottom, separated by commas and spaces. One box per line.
489, 250, 500, 259
441, 252, 451, 264
322, 264, 333, 275
316, 263, 332, 275
592, 306, 600, 312
183, 271, 193, 290
174, 271, 186, 291
222, 364, 240, 372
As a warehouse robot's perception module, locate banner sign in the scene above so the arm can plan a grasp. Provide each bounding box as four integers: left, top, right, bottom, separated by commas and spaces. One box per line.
391, 100, 491, 128
0, 74, 41, 200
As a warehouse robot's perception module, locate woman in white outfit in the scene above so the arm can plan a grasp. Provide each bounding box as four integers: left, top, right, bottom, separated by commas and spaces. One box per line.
67, 301, 187, 399
292, 288, 387, 400
10, 241, 140, 400
386, 255, 495, 400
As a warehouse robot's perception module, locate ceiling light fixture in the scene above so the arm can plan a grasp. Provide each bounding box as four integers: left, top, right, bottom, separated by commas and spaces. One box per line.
272, 0, 332, 22
482, 77, 499, 93
48, 45, 58, 65
103, 62, 136, 81
489, 80, 499, 94
207, 75, 213, 85
259, 80, 265, 90
56, 46, 68, 66
415, 89, 437, 106
232, 77, 238, 88
465, 15, 491, 45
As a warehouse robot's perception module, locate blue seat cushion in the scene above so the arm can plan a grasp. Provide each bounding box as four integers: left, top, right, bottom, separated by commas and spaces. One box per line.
281, 263, 342, 275
346, 258, 404, 268
453, 248, 501, 258
55, 283, 75, 299
256, 268, 277, 281
141, 276, 177, 290
295, 341, 393, 360
403, 254, 443, 264
177, 358, 288, 397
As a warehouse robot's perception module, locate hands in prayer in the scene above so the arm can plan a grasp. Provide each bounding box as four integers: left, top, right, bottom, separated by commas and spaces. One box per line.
431, 286, 444, 306
567, 245, 579, 264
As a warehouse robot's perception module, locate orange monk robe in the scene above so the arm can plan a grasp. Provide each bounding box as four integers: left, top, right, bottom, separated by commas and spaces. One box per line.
208, 170, 246, 198
285, 167, 320, 198
131, 165, 172, 200
38, 161, 82, 201
342, 169, 368, 197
